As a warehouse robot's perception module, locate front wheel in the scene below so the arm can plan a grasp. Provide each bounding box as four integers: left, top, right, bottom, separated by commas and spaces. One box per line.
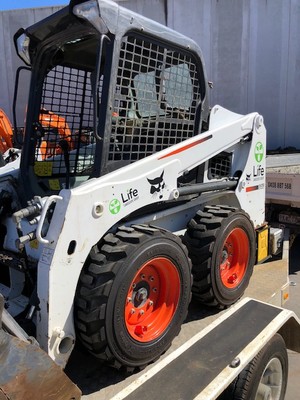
221, 334, 288, 400
74, 225, 192, 370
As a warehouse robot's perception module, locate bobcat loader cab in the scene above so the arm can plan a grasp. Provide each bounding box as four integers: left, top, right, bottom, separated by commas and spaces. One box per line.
2, 0, 267, 370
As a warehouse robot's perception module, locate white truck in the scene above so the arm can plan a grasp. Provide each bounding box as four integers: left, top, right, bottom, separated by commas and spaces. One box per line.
0, 1, 299, 399
266, 153, 300, 240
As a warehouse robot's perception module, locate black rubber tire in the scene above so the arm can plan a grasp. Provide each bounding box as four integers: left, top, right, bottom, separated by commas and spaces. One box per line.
183, 205, 256, 308
221, 334, 288, 400
74, 225, 192, 370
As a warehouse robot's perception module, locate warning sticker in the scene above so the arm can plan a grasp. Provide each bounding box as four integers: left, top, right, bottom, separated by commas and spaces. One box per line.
49, 179, 61, 191
30, 239, 39, 249
34, 162, 53, 177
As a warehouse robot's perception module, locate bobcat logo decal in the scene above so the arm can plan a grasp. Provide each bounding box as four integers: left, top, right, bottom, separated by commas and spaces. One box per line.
147, 171, 165, 199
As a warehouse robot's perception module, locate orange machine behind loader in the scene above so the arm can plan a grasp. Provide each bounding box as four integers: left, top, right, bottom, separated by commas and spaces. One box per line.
0, 109, 13, 153
0, 108, 72, 161
39, 109, 73, 159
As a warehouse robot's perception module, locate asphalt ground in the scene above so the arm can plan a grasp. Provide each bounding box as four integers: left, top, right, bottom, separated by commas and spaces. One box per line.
285, 235, 300, 399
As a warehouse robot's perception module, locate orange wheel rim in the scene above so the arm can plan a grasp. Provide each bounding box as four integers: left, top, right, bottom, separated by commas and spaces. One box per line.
125, 257, 181, 342
219, 228, 250, 289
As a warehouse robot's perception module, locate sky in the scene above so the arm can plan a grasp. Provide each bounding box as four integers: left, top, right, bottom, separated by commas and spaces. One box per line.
0, 1, 68, 11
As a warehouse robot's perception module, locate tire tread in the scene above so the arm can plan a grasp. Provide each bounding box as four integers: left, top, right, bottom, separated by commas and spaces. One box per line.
183, 205, 255, 308
74, 225, 192, 370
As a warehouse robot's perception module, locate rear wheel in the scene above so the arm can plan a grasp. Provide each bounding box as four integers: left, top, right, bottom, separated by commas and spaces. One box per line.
183, 205, 256, 307
74, 225, 192, 370
221, 334, 288, 400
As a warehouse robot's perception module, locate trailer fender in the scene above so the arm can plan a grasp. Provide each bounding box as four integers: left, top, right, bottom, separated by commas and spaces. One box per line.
278, 314, 300, 353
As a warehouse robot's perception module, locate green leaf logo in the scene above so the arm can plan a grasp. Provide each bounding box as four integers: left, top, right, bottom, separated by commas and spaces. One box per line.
254, 142, 264, 163
109, 199, 121, 215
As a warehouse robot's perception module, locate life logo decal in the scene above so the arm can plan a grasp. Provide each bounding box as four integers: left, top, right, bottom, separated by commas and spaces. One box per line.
254, 141, 264, 163
109, 188, 139, 215
109, 198, 121, 215
246, 141, 265, 192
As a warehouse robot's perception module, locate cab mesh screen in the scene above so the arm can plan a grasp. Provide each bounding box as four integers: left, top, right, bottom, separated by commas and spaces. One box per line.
36, 66, 97, 179
108, 34, 202, 162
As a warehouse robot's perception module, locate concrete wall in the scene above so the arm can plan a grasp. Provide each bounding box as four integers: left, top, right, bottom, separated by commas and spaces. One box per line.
0, 6, 63, 126
166, 0, 300, 150
1, 0, 299, 150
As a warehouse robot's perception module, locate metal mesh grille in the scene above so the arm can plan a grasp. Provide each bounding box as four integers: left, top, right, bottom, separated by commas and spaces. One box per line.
35, 65, 97, 181
208, 153, 232, 179
109, 34, 201, 162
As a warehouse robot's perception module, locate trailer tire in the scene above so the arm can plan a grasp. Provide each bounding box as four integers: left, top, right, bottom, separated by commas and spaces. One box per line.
222, 333, 288, 400
183, 205, 256, 308
74, 225, 192, 370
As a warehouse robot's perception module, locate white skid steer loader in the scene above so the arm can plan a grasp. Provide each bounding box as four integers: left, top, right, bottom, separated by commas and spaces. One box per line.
0, 0, 269, 382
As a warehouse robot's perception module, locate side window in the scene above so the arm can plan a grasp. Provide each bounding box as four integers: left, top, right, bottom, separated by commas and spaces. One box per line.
108, 34, 202, 163
132, 63, 194, 117
133, 70, 161, 117
162, 63, 194, 111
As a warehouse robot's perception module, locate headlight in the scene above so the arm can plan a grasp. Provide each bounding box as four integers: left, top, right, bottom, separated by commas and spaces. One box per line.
15, 30, 31, 66
73, 0, 108, 33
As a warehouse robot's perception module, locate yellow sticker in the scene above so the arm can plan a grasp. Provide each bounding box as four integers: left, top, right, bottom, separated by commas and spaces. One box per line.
34, 162, 53, 177
30, 239, 39, 250
49, 179, 61, 191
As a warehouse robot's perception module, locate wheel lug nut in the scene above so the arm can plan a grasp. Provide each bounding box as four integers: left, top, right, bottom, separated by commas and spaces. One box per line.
132, 283, 136, 289
139, 310, 144, 315
149, 300, 153, 306
141, 274, 146, 279
150, 276, 154, 281
127, 297, 132, 303
153, 287, 157, 293
130, 309, 135, 314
